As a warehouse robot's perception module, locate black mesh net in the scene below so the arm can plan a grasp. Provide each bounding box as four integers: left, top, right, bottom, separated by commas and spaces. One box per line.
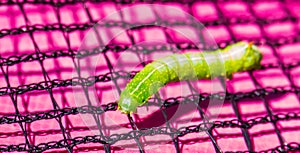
1, 0, 300, 153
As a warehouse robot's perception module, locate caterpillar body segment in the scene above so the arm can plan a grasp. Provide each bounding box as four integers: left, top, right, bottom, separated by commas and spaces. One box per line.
118, 42, 262, 114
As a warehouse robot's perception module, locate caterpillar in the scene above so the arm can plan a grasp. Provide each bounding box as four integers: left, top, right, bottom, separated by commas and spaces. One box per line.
118, 42, 262, 114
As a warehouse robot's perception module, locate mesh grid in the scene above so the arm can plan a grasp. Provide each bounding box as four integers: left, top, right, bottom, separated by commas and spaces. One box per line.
1, 0, 300, 152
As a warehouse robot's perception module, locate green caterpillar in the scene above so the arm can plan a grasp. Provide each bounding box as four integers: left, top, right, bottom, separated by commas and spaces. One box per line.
118, 42, 262, 114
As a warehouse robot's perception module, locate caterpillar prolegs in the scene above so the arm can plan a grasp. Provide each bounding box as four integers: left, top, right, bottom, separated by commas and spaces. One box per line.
118, 42, 263, 114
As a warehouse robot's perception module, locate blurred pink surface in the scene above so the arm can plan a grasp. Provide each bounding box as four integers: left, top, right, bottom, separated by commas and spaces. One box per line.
0, 1, 300, 153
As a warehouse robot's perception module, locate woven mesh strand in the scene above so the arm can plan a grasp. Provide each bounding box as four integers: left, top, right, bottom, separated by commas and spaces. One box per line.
1, 0, 300, 153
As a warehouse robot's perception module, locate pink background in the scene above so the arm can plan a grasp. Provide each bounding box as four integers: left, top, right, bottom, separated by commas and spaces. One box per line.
0, 0, 300, 153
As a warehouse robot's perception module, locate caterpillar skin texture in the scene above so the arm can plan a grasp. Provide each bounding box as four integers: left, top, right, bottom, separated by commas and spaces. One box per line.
118, 42, 262, 114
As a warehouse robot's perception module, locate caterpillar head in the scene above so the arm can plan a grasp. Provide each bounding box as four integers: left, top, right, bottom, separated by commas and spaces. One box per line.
118, 89, 139, 114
